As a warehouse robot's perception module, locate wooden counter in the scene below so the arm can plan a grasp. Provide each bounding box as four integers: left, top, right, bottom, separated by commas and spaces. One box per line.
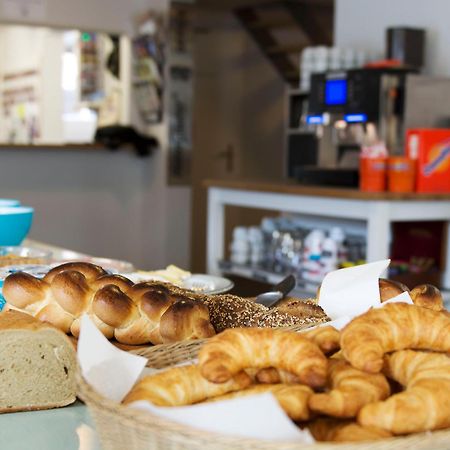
204, 179, 450, 201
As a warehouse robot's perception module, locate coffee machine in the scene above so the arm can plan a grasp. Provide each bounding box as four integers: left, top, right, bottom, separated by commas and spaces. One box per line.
287, 67, 413, 187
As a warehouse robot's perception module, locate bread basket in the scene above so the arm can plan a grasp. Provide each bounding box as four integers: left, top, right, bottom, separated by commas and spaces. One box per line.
77, 337, 450, 450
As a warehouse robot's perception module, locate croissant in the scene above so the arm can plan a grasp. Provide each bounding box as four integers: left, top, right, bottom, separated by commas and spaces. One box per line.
198, 328, 328, 388
410, 284, 444, 311
302, 325, 340, 354
309, 418, 392, 442
358, 350, 450, 434
207, 384, 313, 421
252, 367, 300, 384
308, 359, 390, 418
123, 365, 252, 406
3, 263, 216, 345
340, 303, 450, 372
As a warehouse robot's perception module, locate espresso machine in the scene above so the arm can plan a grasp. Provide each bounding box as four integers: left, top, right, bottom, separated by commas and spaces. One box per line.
287, 67, 413, 187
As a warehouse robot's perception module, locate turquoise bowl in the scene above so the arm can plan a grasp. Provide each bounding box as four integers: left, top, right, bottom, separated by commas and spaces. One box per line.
0, 206, 34, 246
0, 199, 20, 207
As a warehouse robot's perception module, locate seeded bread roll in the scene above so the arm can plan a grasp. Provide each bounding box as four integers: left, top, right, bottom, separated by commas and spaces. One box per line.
202, 295, 329, 332
0, 310, 77, 413
272, 298, 328, 321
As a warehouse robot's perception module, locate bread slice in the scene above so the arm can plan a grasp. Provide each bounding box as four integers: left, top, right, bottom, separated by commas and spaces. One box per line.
0, 310, 77, 412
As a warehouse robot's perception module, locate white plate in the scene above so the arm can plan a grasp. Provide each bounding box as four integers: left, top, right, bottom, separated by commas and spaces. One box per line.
125, 272, 234, 295
182, 274, 234, 294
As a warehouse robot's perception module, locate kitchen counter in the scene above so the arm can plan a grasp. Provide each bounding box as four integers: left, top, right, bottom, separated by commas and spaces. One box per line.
205, 179, 450, 290
203, 179, 450, 201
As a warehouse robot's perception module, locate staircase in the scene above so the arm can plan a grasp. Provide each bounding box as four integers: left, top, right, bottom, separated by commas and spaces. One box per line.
234, 0, 334, 85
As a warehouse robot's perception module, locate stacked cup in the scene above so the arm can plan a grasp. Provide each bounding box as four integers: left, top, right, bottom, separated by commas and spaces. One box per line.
248, 227, 264, 266
230, 227, 249, 265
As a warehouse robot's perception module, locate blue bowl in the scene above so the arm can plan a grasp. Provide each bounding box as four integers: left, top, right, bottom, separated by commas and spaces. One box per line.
0, 199, 20, 207
0, 206, 34, 246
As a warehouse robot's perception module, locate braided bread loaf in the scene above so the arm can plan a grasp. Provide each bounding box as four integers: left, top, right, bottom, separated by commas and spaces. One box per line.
3, 262, 216, 345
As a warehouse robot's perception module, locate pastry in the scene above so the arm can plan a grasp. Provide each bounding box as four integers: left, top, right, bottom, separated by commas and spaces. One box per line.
203, 294, 328, 333
308, 359, 390, 418
122, 365, 251, 406
340, 303, 450, 372
207, 384, 313, 421
358, 350, 450, 434
410, 284, 444, 311
3, 263, 216, 345
198, 328, 328, 388
252, 367, 300, 384
0, 310, 77, 412
378, 278, 409, 302
309, 418, 392, 442
271, 298, 328, 321
302, 325, 340, 354
253, 325, 341, 385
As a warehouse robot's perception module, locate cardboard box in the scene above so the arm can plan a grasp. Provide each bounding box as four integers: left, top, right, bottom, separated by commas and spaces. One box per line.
406, 128, 450, 193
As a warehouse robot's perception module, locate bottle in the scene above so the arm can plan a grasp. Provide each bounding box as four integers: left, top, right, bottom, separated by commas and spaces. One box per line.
329, 227, 348, 266
321, 236, 338, 274
302, 230, 325, 282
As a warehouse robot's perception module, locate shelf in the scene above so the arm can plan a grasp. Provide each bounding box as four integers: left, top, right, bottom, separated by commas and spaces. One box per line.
218, 260, 320, 296
0, 143, 104, 150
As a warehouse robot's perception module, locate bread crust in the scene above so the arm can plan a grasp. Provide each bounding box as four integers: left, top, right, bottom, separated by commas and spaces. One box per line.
3, 263, 217, 345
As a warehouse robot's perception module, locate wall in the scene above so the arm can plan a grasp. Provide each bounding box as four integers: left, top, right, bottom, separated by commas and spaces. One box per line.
335, 0, 450, 76
190, 10, 285, 271
0, 0, 192, 270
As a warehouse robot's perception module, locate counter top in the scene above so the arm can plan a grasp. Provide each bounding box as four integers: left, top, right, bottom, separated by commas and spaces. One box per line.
204, 179, 450, 201
0, 402, 99, 450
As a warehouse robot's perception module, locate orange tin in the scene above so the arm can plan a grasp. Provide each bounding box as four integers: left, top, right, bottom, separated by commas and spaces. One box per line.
406, 129, 450, 193
388, 156, 416, 193
359, 157, 387, 192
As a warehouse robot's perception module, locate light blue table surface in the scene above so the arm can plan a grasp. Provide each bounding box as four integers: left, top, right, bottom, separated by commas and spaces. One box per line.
0, 401, 101, 450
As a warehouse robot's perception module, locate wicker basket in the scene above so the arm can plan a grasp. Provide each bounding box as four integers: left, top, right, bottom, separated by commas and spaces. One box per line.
77, 338, 450, 450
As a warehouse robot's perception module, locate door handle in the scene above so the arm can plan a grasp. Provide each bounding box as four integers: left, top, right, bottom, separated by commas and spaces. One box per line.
215, 144, 234, 173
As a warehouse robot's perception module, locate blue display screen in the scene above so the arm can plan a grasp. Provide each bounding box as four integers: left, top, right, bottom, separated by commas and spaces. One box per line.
325, 79, 347, 105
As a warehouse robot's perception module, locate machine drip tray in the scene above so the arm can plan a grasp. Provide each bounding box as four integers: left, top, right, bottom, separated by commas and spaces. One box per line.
293, 167, 359, 188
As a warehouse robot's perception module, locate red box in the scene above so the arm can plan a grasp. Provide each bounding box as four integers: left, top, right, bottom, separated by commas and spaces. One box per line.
406, 129, 450, 193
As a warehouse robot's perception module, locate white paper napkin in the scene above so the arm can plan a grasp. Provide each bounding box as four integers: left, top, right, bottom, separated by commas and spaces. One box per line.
130, 394, 314, 442
318, 259, 390, 320
77, 315, 147, 402
77, 316, 314, 443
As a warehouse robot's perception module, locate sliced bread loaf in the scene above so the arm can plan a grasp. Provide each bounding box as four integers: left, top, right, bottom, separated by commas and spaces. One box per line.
0, 310, 77, 412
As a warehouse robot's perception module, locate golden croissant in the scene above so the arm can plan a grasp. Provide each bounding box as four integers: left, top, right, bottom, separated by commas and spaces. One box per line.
309, 418, 392, 442
198, 328, 328, 388
410, 284, 444, 311
252, 367, 300, 384
358, 350, 450, 434
3, 262, 216, 345
207, 384, 313, 421
340, 303, 450, 372
123, 365, 252, 406
308, 359, 390, 418
302, 325, 340, 354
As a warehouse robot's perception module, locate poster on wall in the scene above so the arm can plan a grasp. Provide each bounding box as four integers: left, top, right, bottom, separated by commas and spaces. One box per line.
132, 12, 166, 124
1, 71, 41, 144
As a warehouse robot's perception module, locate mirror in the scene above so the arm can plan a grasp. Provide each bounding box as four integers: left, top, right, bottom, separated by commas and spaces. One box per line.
0, 24, 126, 146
